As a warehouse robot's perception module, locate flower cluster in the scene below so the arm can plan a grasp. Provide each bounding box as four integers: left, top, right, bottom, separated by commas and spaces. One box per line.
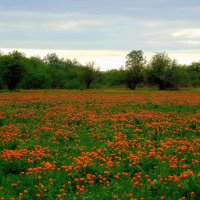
0, 90, 199, 199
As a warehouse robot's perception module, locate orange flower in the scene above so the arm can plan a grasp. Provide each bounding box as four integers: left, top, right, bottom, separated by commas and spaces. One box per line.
104, 171, 110, 176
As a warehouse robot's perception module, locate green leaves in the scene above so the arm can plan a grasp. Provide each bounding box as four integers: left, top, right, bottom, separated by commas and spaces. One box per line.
125, 50, 145, 90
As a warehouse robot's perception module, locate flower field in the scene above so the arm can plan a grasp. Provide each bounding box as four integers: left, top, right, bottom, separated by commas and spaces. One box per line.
0, 89, 200, 200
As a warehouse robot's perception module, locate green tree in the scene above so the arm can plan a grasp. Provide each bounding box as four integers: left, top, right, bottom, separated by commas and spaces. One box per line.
2, 51, 26, 90
174, 65, 189, 87
125, 50, 145, 90
101, 68, 126, 87
20, 56, 52, 89
63, 59, 84, 89
0, 52, 5, 89
82, 62, 100, 89
44, 53, 66, 88
147, 52, 181, 90
187, 62, 200, 87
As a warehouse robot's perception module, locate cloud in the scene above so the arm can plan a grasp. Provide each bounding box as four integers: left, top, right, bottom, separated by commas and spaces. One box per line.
0, 11, 106, 31
1, 2, 200, 52
179, 40, 200, 45
172, 29, 200, 38
46, 19, 106, 31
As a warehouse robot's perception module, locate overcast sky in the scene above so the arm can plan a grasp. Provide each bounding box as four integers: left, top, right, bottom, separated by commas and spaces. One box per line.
1, 0, 200, 70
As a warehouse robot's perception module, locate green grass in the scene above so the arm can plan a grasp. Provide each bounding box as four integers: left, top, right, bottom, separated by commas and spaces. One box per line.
0, 89, 200, 200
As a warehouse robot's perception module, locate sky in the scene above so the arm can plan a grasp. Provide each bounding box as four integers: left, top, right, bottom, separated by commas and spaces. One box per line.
0, 0, 200, 70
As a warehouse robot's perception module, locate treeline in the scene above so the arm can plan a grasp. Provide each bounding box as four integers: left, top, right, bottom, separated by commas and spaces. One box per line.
0, 50, 199, 90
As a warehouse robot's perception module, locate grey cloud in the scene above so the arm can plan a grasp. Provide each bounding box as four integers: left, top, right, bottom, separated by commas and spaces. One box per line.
1, 1, 200, 51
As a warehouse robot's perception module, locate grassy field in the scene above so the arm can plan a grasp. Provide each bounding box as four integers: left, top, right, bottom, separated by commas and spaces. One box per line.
0, 89, 200, 200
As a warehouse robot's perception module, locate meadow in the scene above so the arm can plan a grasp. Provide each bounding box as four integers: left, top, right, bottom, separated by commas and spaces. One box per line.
0, 89, 200, 200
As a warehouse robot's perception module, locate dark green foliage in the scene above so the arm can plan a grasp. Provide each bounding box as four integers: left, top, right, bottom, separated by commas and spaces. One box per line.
20, 56, 53, 89
0, 159, 28, 175
44, 53, 67, 88
125, 50, 145, 90
0, 50, 199, 90
2, 51, 26, 90
147, 52, 182, 90
81, 62, 100, 89
0, 52, 3, 89
187, 62, 200, 87
125, 69, 143, 90
0, 78, 3, 89
101, 68, 126, 87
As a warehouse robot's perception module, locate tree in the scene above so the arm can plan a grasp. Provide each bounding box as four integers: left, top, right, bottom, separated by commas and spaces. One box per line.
3, 51, 26, 90
174, 65, 189, 88
82, 62, 99, 89
101, 68, 126, 87
0, 52, 5, 89
187, 62, 200, 87
20, 56, 53, 89
125, 50, 145, 90
44, 53, 66, 88
147, 52, 181, 90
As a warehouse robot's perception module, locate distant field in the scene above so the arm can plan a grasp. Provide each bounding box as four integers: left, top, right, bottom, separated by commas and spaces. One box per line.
0, 90, 200, 200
